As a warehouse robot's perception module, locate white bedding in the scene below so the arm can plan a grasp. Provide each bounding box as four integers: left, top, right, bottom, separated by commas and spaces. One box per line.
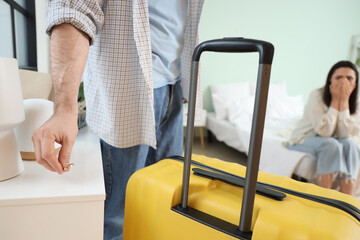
209, 81, 314, 177
207, 112, 315, 179
207, 81, 360, 199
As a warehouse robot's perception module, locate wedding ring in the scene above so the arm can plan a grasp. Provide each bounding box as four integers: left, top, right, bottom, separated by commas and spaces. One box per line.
63, 163, 74, 172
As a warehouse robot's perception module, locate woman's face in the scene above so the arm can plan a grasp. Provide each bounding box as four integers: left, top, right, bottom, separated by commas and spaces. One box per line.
331, 67, 357, 89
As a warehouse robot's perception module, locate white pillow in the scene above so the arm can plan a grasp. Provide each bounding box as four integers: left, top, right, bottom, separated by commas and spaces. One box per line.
267, 94, 304, 121
249, 82, 256, 96
227, 95, 255, 124
211, 82, 250, 120
211, 81, 300, 122
211, 94, 228, 120
268, 81, 287, 100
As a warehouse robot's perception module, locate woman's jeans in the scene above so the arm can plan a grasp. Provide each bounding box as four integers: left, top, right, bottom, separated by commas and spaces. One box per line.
288, 136, 360, 181
100, 81, 183, 240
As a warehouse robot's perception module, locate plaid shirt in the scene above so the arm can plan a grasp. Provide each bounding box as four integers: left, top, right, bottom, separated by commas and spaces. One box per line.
46, 0, 204, 148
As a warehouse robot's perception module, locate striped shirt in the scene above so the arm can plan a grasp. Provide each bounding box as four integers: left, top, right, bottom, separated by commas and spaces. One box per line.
46, 0, 204, 148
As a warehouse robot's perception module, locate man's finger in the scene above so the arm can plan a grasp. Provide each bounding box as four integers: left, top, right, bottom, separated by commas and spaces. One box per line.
38, 158, 56, 172
58, 137, 76, 171
40, 133, 63, 174
33, 134, 56, 172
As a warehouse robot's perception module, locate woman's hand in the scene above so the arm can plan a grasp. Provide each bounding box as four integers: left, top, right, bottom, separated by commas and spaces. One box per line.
329, 66, 357, 111
340, 78, 355, 101
338, 79, 355, 111
330, 80, 342, 101
329, 80, 342, 110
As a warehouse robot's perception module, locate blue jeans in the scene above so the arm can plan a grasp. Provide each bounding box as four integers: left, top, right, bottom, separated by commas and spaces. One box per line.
100, 81, 183, 240
288, 136, 360, 181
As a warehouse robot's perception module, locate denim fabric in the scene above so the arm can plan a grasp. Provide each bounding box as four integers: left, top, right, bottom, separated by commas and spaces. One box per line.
101, 81, 183, 240
288, 136, 360, 180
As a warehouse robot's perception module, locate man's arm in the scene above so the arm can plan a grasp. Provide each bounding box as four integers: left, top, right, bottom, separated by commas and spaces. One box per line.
32, 23, 90, 174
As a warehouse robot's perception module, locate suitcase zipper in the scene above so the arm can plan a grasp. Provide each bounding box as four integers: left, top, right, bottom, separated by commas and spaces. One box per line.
169, 156, 360, 222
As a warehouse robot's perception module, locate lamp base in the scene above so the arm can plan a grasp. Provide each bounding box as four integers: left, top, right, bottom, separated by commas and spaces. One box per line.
21, 147, 61, 161
0, 129, 24, 181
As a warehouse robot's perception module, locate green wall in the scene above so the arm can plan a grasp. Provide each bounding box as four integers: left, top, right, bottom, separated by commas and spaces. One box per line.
199, 0, 360, 111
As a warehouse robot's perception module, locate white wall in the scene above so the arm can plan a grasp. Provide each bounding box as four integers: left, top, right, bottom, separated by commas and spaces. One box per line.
199, 0, 360, 111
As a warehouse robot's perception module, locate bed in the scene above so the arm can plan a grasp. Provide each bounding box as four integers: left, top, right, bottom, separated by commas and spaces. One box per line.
207, 81, 360, 199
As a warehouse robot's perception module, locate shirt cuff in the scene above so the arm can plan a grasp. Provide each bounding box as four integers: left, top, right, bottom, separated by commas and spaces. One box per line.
327, 107, 339, 116
46, 6, 99, 45
339, 109, 351, 119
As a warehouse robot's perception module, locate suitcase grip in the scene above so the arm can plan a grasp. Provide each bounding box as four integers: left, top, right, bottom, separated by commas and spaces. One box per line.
181, 38, 274, 235
192, 38, 274, 64
192, 168, 286, 201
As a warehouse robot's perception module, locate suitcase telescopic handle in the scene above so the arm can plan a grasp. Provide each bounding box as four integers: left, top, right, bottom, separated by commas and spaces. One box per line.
192, 37, 274, 64
181, 38, 274, 235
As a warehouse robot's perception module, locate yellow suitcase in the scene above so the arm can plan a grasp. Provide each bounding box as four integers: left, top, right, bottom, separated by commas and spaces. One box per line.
123, 38, 360, 239
124, 155, 360, 239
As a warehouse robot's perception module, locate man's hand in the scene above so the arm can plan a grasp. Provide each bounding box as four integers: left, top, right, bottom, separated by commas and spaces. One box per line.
32, 113, 78, 174
32, 23, 90, 174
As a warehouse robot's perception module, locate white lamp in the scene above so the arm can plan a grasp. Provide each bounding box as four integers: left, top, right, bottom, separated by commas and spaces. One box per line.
0, 57, 25, 181
15, 99, 59, 160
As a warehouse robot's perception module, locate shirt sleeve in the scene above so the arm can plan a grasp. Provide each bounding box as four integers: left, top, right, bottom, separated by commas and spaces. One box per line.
309, 89, 338, 137
46, 0, 105, 45
335, 103, 360, 138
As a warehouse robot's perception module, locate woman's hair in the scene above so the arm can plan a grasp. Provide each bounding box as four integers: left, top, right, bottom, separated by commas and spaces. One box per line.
322, 60, 359, 114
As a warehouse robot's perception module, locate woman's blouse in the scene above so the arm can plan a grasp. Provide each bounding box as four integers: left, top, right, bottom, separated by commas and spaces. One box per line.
289, 88, 360, 145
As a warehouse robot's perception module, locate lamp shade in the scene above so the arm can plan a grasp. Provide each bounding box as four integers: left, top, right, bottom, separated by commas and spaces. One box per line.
0, 57, 25, 129
0, 57, 25, 181
15, 99, 60, 160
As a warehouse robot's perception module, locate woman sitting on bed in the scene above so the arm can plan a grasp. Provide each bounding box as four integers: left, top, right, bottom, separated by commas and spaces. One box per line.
288, 60, 360, 196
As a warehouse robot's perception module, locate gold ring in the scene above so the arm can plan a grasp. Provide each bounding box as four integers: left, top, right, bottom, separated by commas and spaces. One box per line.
63, 163, 74, 172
